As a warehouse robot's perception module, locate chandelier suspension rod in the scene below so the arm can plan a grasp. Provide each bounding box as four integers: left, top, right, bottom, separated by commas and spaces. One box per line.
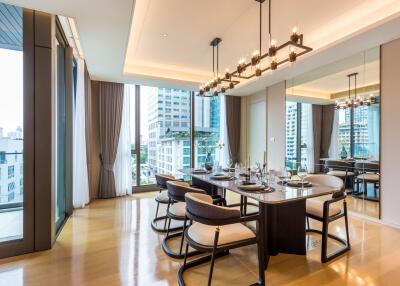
259, 0, 262, 55
269, 0, 271, 42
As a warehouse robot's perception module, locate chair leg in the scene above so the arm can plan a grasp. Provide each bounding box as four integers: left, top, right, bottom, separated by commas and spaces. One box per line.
344, 201, 351, 249
183, 242, 189, 267
364, 181, 368, 196
154, 202, 160, 220
208, 228, 220, 286
306, 216, 310, 230
164, 201, 171, 230
166, 217, 172, 237
321, 218, 329, 263
179, 217, 187, 256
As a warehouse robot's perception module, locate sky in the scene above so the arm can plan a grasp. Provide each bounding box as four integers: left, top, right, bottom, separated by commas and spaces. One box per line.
0, 48, 23, 135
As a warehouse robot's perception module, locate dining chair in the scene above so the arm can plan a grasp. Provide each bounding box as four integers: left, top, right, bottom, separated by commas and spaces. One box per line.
162, 180, 207, 259
152, 174, 180, 232
324, 159, 355, 190
178, 192, 265, 286
354, 162, 380, 200
305, 174, 351, 263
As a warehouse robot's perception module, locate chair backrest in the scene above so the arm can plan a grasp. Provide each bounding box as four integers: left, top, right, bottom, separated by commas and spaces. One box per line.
155, 174, 175, 189
185, 193, 240, 225
324, 160, 353, 171
305, 174, 345, 198
354, 162, 379, 173
166, 181, 205, 202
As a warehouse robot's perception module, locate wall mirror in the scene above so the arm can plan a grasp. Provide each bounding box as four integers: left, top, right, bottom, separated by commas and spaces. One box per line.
285, 47, 380, 219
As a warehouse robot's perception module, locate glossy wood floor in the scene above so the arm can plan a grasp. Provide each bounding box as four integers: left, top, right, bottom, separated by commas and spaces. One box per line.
0, 192, 399, 286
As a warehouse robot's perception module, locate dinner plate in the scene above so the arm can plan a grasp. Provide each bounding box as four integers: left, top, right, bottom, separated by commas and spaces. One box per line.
210, 173, 232, 180
192, 169, 208, 174
286, 180, 312, 188
238, 184, 266, 191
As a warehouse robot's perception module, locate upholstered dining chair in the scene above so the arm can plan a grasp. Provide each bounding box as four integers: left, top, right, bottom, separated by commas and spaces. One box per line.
354, 162, 380, 200
178, 192, 265, 286
324, 160, 355, 190
162, 180, 207, 259
305, 174, 351, 263
153, 174, 180, 232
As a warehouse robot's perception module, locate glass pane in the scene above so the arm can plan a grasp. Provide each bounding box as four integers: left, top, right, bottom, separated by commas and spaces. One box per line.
140, 87, 192, 185
285, 101, 297, 169
0, 2, 23, 242
128, 85, 137, 185
55, 37, 66, 229
194, 96, 222, 169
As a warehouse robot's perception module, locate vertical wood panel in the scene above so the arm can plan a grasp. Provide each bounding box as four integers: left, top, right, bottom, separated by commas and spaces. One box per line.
381, 38, 400, 227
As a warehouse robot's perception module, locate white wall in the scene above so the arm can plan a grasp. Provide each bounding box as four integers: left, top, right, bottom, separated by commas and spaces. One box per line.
267, 81, 286, 171
381, 38, 400, 227
247, 90, 267, 166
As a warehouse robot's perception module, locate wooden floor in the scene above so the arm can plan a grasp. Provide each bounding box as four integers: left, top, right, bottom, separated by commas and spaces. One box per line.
0, 192, 399, 286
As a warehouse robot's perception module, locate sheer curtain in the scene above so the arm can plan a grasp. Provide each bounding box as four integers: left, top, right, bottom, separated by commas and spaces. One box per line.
219, 94, 230, 167
305, 104, 315, 173
114, 85, 132, 196
329, 110, 339, 159
73, 58, 90, 208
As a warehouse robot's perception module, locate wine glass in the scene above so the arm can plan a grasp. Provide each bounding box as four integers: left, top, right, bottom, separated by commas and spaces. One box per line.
297, 164, 308, 188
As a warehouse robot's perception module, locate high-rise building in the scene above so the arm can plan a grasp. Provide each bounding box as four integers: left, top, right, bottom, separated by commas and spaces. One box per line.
0, 127, 23, 204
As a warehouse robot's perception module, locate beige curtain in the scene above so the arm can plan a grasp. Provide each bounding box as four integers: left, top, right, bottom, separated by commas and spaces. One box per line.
98, 82, 124, 198
312, 104, 335, 172
225, 95, 241, 164
312, 105, 322, 172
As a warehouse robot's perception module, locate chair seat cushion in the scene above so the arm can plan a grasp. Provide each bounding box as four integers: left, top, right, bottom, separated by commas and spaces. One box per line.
169, 202, 186, 217
306, 198, 341, 218
357, 173, 379, 181
187, 222, 256, 246
155, 191, 169, 203
327, 170, 354, 177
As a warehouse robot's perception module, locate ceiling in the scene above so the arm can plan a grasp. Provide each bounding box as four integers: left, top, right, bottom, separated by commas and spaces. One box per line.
3, 0, 400, 95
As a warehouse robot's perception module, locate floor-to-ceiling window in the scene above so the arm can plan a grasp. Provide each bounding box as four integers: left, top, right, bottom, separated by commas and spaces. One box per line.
0, 2, 24, 243
128, 85, 192, 188
285, 102, 312, 169
194, 96, 222, 168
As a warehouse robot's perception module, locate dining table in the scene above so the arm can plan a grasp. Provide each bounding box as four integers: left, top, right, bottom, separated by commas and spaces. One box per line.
179, 168, 337, 270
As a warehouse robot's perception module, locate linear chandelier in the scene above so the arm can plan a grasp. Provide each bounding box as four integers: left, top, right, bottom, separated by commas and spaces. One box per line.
198, 0, 312, 97
335, 73, 376, 110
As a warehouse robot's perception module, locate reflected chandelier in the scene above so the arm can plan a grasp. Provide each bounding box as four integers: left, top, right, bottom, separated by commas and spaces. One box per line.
198, 0, 313, 97
335, 73, 376, 110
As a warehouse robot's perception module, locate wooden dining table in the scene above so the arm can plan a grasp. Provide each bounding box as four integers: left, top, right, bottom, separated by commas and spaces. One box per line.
179, 168, 337, 271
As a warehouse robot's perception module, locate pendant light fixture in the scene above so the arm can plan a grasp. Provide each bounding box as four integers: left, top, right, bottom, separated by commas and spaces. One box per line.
199, 38, 240, 97
197, 0, 312, 96
335, 73, 377, 110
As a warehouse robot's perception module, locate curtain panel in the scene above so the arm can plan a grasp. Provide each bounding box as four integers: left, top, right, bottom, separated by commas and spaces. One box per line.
225, 95, 241, 164
72, 58, 90, 208
98, 82, 124, 199
312, 104, 335, 173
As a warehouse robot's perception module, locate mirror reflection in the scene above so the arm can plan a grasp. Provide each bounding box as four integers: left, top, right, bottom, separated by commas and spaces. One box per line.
285, 47, 380, 219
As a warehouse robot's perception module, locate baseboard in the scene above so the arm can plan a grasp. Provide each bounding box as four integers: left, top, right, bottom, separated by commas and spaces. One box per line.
349, 211, 400, 229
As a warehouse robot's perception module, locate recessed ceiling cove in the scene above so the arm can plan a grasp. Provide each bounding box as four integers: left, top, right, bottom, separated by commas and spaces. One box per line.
125, 0, 400, 92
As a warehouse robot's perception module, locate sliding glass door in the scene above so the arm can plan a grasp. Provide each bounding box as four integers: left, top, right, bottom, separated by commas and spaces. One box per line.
0, 2, 35, 258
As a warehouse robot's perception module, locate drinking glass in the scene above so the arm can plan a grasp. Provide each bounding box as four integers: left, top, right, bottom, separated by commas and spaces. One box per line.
297, 164, 308, 188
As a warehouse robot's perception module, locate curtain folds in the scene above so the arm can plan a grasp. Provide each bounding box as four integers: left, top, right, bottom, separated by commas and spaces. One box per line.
225, 95, 241, 164
98, 82, 124, 199
312, 104, 335, 173
73, 59, 90, 208
219, 95, 230, 167
321, 104, 335, 158
312, 105, 322, 172
114, 85, 132, 196
329, 110, 339, 159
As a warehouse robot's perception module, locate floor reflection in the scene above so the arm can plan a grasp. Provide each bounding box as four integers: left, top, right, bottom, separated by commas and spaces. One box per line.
0, 193, 398, 286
